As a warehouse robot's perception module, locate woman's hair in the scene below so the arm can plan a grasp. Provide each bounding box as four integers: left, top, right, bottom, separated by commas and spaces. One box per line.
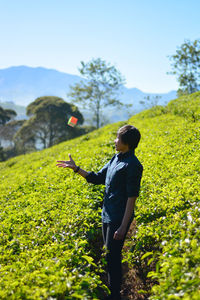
118, 125, 141, 150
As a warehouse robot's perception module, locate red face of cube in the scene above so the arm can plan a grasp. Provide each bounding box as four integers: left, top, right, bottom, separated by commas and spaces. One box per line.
68, 116, 78, 127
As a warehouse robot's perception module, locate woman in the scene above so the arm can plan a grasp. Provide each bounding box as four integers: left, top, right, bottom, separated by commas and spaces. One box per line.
56, 125, 143, 300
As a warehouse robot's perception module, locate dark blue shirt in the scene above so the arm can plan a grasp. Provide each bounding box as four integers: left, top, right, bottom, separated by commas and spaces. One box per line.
86, 150, 143, 223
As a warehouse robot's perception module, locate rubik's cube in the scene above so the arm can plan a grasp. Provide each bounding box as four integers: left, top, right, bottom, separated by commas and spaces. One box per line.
68, 116, 78, 127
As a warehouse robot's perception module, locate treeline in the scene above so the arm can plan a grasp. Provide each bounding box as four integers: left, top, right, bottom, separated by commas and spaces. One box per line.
1, 38, 200, 161
0, 96, 95, 161
0, 58, 126, 161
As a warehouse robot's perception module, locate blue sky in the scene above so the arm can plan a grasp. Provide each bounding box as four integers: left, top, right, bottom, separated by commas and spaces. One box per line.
0, 0, 199, 93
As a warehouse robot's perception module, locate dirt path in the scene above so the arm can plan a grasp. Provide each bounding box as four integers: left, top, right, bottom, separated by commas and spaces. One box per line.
120, 221, 152, 300
91, 220, 155, 299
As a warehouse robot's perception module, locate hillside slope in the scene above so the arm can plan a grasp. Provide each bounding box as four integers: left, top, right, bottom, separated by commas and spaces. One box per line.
0, 92, 199, 299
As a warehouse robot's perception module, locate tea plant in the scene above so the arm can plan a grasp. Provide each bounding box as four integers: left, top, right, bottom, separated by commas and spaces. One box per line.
0, 92, 200, 299
124, 92, 200, 299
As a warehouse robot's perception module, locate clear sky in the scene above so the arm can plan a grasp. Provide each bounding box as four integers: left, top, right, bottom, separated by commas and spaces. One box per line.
0, 0, 199, 93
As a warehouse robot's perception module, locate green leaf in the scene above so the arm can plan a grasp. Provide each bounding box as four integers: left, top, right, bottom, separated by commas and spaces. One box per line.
141, 251, 153, 260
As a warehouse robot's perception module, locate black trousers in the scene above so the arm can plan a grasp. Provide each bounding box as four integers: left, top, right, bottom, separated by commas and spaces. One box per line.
102, 220, 132, 297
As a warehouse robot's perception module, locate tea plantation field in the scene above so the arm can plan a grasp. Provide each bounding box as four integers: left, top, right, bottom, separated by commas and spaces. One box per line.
0, 92, 200, 299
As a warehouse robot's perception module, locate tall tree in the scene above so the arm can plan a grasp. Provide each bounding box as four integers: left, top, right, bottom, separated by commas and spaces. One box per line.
0, 144, 5, 161
15, 96, 84, 152
168, 39, 200, 96
140, 95, 161, 109
0, 120, 25, 147
0, 106, 17, 125
68, 58, 125, 128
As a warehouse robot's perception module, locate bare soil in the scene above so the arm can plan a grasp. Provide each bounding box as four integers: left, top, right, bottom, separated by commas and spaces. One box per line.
120, 221, 152, 300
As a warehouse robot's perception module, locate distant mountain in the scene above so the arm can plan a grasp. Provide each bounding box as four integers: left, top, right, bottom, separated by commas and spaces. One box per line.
0, 66, 81, 106
0, 66, 177, 122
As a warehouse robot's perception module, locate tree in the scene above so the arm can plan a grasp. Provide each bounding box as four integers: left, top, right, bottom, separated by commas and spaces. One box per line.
168, 39, 200, 96
0, 120, 25, 147
140, 95, 161, 109
0, 107, 20, 160
0, 106, 17, 125
68, 58, 125, 128
14, 122, 36, 154
0, 144, 5, 161
14, 96, 84, 152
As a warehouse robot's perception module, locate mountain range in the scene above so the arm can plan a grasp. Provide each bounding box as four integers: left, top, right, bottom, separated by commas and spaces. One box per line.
0, 66, 177, 122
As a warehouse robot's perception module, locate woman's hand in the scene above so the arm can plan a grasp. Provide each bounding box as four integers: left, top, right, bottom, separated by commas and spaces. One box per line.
56, 154, 76, 170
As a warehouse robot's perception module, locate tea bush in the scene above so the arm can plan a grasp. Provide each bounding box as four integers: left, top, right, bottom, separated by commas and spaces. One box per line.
124, 92, 200, 299
0, 92, 200, 299
0, 124, 120, 299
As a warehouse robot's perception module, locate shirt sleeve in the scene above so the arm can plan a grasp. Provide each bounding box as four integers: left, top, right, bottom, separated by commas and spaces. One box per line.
126, 162, 143, 197
85, 162, 109, 185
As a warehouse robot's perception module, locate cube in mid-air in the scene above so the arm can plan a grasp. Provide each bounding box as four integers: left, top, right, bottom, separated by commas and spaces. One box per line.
68, 116, 78, 127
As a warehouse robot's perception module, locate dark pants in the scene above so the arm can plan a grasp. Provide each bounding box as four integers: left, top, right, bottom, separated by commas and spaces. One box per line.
102, 220, 132, 297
